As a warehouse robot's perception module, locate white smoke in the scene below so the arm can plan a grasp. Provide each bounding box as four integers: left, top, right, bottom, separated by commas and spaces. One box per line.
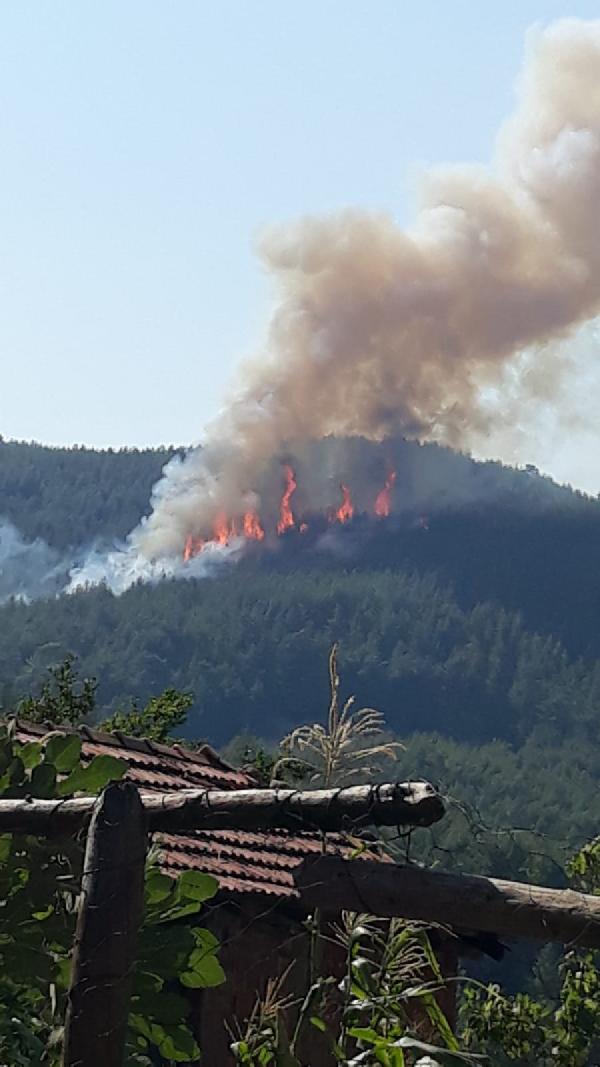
66, 535, 238, 596
0, 520, 70, 603
70, 18, 600, 587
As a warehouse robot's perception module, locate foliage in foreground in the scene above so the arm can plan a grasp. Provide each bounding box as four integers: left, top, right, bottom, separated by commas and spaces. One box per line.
0, 723, 224, 1065
17, 654, 98, 727
102, 687, 194, 743
459, 836, 600, 1066
15, 653, 194, 746
231, 914, 483, 1067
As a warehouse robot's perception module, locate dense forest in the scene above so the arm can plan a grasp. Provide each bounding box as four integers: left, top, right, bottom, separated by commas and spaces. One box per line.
0, 439, 179, 548
2, 565, 600, 748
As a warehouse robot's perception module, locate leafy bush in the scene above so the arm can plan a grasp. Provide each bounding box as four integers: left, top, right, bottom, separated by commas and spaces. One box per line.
0, 723, 223, 1065
103, 687, 193, 743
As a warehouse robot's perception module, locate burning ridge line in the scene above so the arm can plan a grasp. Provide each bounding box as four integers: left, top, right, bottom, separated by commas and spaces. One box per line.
183, 465, 396, 560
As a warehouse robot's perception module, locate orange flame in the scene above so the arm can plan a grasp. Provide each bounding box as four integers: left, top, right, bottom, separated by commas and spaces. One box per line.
184, 533, 205, 560
183, 465, 371, 560
213, 511, 233, 545
334, 484, 354, 524
375, 469, 397, 517
277, 464, 297, 534
243, 509, 265, 541
183, 507, 265, 560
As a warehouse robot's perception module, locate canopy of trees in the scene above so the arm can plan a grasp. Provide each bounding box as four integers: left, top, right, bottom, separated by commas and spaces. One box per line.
0, 440, 179, 548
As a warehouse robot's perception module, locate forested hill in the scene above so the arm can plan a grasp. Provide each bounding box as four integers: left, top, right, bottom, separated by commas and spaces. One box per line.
261, 504, 600, 659
1, 567, 598, 750
0, 436, 596, 553
2, 437, 600, 657
0, 439, 180, 548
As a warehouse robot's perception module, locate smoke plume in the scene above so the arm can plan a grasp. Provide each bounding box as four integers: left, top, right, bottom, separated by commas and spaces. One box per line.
0, 521, 70, 603
108, 20, 600, 565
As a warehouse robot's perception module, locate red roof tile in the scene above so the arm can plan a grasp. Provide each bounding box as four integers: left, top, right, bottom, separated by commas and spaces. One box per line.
12, 720, 362, 903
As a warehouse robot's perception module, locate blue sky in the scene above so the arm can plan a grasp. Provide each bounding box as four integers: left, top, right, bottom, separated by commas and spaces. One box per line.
1, 1, 598, 449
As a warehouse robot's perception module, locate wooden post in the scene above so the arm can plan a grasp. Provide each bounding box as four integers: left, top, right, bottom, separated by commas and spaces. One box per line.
62, 781, 147, 1067
0, 780, 444, 835
296, 855, 600, 949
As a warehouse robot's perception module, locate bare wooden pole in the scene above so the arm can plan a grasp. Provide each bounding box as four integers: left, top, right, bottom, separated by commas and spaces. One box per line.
62, 781, 147, 1067
296, 856, 600, 950
0, 781, 444, 835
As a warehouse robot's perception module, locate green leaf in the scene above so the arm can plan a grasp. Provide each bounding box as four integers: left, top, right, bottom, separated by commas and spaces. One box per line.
386, 1049, 405, 1067
57, 754, 126, 796
191, 927, 220, 954
30, 761, 57, 799
423, 992, 460, 1051
18, 742, 42, 770
45, 734, 82, 773
153, 900, 203, 924
348, 1026, 380, 1044
177, 869, 219, 902
7, 755, 25, 787
144, 870, 174, 904
180, 953, 225, 988
129, 1014, 155, 1041
31, 903, 54, 921
54, 956, 72, 990
0, 738, 14, 776
374, 1048, 392, 1066
157, 1024, 200, 1062
137, 924, 195, 975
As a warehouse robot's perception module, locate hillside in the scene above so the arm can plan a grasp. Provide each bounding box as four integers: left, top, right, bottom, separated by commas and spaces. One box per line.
0, 439, 180, 549
1, 441, 599, 750
2, 437, 600, 656
1, 565, 598, 748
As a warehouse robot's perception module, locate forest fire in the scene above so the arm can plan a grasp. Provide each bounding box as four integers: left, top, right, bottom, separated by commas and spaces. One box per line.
182, 464, 398, 560
243, 510, 265, 541
332, 484, 354, 524
276, 464, 297, 535
374, 470, 397, 517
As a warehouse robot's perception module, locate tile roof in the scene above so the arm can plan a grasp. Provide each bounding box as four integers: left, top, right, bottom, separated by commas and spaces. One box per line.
12, 720, 362, 903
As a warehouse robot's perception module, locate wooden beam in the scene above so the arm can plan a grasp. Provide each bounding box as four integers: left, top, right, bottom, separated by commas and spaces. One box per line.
0, 781, 444, 835
295, 856, 600, 950
62, 782, 147, 1067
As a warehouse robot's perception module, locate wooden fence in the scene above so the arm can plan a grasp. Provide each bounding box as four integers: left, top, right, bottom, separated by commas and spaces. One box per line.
4, 778, 600, 1065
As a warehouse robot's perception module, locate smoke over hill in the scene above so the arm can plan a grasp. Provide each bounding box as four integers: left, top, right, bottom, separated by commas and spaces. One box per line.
119, 19, 600, 571
0, 436, 586, 601
7, 20, 600, 597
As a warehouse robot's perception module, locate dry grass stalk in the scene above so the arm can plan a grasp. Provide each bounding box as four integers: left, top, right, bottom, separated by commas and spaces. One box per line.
273, 644, 404, 788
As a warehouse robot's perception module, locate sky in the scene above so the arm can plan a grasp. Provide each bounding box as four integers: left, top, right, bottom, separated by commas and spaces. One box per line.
1, 1, 599, 457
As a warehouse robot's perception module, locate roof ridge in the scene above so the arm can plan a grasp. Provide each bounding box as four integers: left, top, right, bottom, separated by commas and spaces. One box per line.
10, 717, 248, 778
